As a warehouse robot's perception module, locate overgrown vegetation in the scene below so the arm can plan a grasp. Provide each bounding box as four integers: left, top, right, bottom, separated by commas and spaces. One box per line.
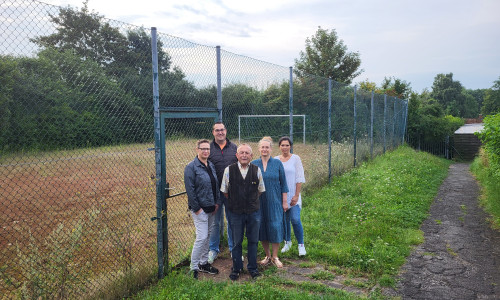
133, 146, 451, 299
471, 113, 500, 229
0, 206, 157, 300
1, 214, 98, 299
0, 2, 406, 154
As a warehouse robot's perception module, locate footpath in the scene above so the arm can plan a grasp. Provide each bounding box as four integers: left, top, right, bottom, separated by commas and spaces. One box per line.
383, 163, 500, 299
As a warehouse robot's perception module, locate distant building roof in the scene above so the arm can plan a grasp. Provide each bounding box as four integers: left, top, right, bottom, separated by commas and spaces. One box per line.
454, 123, 484, 134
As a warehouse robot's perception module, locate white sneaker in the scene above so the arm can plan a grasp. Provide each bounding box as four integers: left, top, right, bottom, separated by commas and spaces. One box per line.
281, 241, 292, 253
298, 244, 306, 256
208, 250, 218, 264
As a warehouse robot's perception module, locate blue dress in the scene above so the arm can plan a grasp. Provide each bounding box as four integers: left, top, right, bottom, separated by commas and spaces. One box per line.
252, 157, 289, 243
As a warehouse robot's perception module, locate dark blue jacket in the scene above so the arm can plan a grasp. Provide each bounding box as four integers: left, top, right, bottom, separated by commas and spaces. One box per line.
184, 156, 221, 212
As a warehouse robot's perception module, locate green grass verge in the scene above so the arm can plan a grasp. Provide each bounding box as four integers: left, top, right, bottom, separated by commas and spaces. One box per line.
470, 149, 500, 230
296, 145, 451, 280
134, 271, 360, 300
133, 145, 451, 299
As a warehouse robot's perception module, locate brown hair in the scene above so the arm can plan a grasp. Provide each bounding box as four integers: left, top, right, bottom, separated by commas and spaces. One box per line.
197, 139, 210, 148
212, 122, 226, 130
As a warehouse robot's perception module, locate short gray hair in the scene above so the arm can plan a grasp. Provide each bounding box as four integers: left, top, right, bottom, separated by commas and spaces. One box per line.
237, 143, 252, 154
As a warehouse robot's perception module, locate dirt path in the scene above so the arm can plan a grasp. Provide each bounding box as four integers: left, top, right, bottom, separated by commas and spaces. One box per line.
383, 163, 500, 299
200, 163, 500, 299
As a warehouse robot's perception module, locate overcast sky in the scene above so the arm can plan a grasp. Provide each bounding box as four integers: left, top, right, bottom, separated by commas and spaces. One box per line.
42, 0, 500, 93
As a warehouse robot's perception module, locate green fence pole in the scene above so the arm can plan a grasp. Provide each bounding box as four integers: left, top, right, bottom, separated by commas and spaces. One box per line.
151, 27, 166, 279
289, 66, 294, 151
370, 90, 374, 159
383, 94, 387, 154
393, 98, 396, 149
216, 46, 222, 122
353, 85, 357, 167
328, 78, 332, 182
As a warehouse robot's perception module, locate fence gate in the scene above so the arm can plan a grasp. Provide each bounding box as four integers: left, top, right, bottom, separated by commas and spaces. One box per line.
155, 107, 219, 278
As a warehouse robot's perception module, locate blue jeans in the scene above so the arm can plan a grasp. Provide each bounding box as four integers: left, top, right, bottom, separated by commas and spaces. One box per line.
209, 192, 234, 253
227, 209, 261, 273
284, 205, 304, 244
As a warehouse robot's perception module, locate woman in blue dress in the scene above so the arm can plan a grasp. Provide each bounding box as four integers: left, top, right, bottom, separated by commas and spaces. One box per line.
252, 136, 288, 268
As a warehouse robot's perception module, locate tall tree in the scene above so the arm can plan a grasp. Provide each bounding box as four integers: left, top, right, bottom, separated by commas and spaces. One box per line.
31, 1, 128, 69
482, 77, 500, 115
466, 88, 486, 113
462, 92, 479, 118
430, 73, 467, 117
294, 27, 363, 84
381, 77, 412, 99
31, 1, 171, 77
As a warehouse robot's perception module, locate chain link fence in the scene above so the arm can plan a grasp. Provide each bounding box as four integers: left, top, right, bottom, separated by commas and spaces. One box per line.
1, 1, 407, 298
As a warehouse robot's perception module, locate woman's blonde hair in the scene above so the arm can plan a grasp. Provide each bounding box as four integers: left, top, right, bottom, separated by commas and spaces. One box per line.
258, 136, 273, 148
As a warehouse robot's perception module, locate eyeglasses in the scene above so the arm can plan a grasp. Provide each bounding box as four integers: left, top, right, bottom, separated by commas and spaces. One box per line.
198, 148, 210, 151
214, 128, 226, 132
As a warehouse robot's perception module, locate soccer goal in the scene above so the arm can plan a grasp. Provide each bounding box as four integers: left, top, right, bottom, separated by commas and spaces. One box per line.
238, 115, 306, 144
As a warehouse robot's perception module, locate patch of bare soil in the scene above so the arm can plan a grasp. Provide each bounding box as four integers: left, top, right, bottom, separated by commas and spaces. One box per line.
192, 253, 370, 297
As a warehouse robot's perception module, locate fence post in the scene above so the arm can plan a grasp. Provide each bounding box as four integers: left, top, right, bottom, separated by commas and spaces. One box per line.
370, 90, 374, 159
393, 98, 396, 149
402, 100, 408, 145
328, 78, 332, 183
216, 46, 222, 122
289, 67, 294, 152
383, 94, 387, 154
151, 27, 166, 279
445, 135, 449, 159
353, 85, 357, 167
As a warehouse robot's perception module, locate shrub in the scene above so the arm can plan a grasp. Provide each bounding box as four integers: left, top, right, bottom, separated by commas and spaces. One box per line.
476, 113, 500, 179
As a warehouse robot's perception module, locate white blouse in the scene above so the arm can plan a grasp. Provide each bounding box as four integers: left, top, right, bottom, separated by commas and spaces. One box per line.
275, 154, 306, 208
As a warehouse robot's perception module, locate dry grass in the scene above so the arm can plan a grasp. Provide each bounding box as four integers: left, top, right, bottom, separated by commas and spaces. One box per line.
0, 138, 367, 298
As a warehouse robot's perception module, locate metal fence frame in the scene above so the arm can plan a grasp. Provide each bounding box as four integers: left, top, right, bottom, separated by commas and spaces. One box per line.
150, 27, 408, 278
0, 1, 408, 298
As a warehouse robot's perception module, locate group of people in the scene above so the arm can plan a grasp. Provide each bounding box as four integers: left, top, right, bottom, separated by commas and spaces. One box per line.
184, 122, 306, 280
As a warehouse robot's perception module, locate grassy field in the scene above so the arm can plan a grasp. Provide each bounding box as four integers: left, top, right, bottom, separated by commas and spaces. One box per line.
1, 138, 378, 299
132, 145, 452, 300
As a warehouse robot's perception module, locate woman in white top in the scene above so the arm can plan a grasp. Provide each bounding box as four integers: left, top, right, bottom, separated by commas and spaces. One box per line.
275, 136, 307, 256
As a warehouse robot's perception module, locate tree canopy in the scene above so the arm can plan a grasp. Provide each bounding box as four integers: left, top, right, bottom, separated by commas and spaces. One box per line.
429, 73, 480, 118
357, 77, 412, 99
380, 77, 412, 99
31, 1, 171, 77
482, 77, 500, 115
294, 27, 363, 84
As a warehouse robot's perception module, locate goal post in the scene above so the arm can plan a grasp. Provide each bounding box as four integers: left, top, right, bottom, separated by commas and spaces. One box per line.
238, 114, 306, 144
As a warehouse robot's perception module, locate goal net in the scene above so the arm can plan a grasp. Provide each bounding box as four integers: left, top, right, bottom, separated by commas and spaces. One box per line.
238, 115, 306, 144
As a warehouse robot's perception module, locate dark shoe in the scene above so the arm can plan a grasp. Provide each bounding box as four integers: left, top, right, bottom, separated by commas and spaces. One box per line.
229, 269, 240, 281
250, 271, 261, 279
193, 270, 199, 279
199, 263, 219, 274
